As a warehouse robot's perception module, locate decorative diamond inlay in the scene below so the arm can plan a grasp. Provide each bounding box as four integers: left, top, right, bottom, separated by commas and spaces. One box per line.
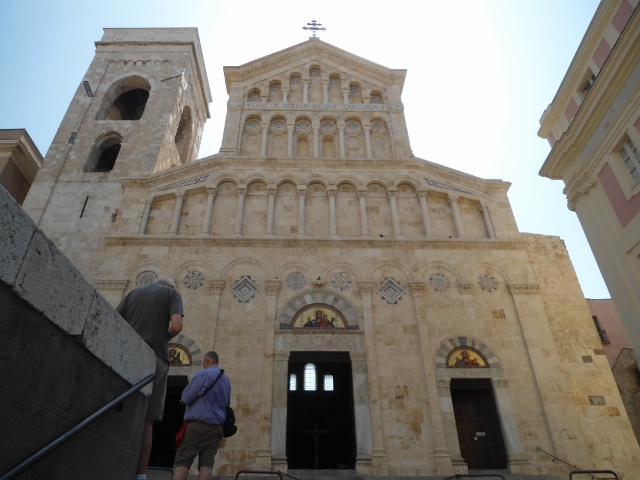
378, 277, 406, 304
183, 271, 205, 290
232, 276, 259, 303
331, 272, 352, 291
286, 272, 306, 290
136, 270, 157, 287
479, 274, 499, 292
429, 273, 451, 292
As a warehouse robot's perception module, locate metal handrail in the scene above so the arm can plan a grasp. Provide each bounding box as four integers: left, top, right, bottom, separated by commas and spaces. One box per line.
569, 470, 619, 480
454, 474, 506, 479
535, 446, 601, 480
235, 470, 284, 480
0, 373, 155, 480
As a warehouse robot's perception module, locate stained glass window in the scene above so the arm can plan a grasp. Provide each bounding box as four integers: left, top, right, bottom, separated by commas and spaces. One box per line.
324, 374, 334, 391
304, 363, 316, 391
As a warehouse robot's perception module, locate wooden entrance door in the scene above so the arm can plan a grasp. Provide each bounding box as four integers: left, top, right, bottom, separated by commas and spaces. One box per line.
286, 351, 356, 469
451, 379, 507, 470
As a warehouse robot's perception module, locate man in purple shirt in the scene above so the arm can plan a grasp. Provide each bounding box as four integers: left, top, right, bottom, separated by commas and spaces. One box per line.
172, 351, 231, 480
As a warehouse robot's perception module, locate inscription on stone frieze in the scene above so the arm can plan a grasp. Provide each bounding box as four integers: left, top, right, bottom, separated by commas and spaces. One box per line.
246, 102, 387, 112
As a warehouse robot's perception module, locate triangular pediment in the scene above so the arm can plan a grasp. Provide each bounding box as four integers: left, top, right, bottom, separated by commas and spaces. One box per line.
223, 38, 406, 92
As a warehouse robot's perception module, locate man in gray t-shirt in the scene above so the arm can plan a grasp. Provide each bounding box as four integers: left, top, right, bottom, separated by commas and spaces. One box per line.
117, 276, 184, 480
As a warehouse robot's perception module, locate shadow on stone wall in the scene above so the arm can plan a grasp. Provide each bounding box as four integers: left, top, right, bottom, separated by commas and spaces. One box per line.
0, 184, 156, 479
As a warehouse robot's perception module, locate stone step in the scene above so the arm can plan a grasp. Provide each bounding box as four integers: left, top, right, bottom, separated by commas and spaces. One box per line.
149, 468, 566, 480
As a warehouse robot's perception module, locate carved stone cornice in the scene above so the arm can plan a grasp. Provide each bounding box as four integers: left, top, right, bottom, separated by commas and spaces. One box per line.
94, 279, 129, 291
357, 282, 376, 295
566, 173, 598, 211
508, 283, 541, 295
106, 235, 530, 251
209, 280, 225, 295
264, 279, 281, 295
409, 282, 426, 296
119, 156, 509, 196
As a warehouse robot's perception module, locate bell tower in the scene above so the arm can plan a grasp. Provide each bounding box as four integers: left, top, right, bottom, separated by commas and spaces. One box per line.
22, 28, 211, 279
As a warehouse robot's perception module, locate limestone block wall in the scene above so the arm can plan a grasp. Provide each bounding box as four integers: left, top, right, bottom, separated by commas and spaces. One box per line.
0, 184, 155, 479
22, 28, 211, 282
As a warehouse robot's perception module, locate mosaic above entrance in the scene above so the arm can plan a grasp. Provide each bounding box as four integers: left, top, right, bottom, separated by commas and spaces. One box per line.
446, 346, 488, 368
291, 303, 348, 329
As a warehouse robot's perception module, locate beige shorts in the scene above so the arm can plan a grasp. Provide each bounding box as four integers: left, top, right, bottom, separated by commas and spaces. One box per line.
174, 422, 224, 469
146, 357, 169, 421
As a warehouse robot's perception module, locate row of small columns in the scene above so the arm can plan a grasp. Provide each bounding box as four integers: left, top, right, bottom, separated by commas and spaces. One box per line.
237, 120, 385, 159
139, 189, 496, 239
254, 81, 378, 106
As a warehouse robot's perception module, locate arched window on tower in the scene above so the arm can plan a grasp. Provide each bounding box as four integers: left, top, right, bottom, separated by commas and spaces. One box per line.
289, 373, 298, 391
304, 363, 317, 391
96, 76, 151, 121
85, 133, 123, 172
175, 106, 193, 164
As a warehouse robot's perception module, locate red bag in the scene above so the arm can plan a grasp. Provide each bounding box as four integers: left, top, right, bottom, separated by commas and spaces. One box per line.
175, 421, 189, 447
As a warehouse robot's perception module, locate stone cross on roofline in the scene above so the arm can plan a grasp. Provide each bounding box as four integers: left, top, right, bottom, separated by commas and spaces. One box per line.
302, 20, 326, 37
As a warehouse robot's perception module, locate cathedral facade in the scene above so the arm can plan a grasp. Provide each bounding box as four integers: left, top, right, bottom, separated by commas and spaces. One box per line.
22, 28, 640, 477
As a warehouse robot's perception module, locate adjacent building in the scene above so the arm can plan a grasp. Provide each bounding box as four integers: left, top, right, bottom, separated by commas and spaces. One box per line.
539, 0, 640, 367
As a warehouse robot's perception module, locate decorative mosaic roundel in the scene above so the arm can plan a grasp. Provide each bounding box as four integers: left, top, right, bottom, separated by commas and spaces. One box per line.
322, 122, 333, 130
478, 274, 499, 292
429, 273, 451, 292
183, 271, 205, 290
310, 69, 320, 77
349, 87, 360, 94
273, 121, 285, 129
347, 122, 358, 130
330, 79, 339, 85
297, 122, 309, 130
136, 270, 157, 287
370, 94, 382, 104
331, 272, 352, 291
271, 85, 281, 92
291, 77, 301, 84
286, 272, 307, 290
372, 122, 383, 131
248, 93, 260, 101
247, 120, 259, 128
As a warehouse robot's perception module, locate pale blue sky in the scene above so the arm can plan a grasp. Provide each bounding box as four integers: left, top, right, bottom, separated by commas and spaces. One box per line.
0, 0, 607, 297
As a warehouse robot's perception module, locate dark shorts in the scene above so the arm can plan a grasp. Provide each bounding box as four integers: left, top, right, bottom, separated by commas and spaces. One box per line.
146, 357, 169, 421
174, 422, 224, 469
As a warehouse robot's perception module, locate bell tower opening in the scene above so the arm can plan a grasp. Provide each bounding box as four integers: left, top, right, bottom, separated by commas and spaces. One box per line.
286, 351, 356, 470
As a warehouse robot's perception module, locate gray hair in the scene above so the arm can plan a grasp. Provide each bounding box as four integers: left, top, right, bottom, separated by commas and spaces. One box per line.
155, 276, 176, 288
204, 351, 219, 363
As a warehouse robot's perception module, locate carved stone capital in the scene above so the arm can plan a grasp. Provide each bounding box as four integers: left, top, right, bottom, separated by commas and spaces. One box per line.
328, 189, 337, 197
209, 280, 225, 295
508, 283, 541, 295
447, 195, 458, 204
206, 187, 217, 196
437, 378, 450, 388
264, 279, 281, 295
387, 190, 398, 199
357, 282, 376, 295
409, 282, 426, 296
274, 352, 289, 361
144, 198, 155, 207
349, 352, 367, 362
94, 279, 129, 291
298, 189, 307, 197
175, 191, 187, 200
492, 378, 508, 388
417, 191, 428, 199
357, 190, 367, 199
